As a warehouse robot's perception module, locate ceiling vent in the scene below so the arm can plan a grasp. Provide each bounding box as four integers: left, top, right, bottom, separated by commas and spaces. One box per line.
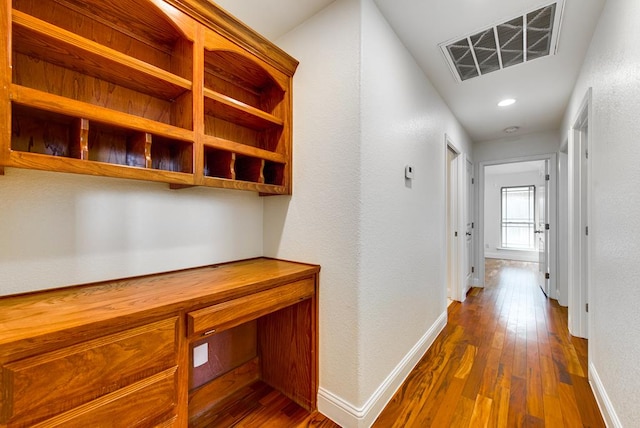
440, 1, 564, 82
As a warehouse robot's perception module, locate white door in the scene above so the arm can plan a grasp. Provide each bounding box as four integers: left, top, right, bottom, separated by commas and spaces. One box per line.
536, 160, 550, 296
464, 159, 474, 293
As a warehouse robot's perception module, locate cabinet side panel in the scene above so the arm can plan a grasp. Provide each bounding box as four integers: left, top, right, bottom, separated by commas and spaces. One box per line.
0, 0, 10, 165
258, 297, 315, 411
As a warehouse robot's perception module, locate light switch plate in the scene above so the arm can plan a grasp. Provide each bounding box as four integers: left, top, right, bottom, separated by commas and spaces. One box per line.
193, 343, 208, 367
405, 165, 414, 179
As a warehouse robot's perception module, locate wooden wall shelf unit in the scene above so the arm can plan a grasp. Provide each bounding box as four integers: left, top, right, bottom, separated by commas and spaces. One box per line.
0, 0, 297, 194
0, 258, 319, 427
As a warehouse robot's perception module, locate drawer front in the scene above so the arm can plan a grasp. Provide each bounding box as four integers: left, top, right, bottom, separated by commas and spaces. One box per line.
188, 277, 314, 336
1, 317, 179, 426
31, 367, 178, 428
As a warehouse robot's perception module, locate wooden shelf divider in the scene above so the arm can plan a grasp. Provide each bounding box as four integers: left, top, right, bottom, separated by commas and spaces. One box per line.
72, 118, 90, 160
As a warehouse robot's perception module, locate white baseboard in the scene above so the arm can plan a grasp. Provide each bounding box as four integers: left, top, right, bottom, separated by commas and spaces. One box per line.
589, 362, 622, 428
318, 311, 448, 428
485, 250, 538, 262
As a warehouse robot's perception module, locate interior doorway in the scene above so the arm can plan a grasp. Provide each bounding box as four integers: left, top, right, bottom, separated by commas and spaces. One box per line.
478, 155, 557, 297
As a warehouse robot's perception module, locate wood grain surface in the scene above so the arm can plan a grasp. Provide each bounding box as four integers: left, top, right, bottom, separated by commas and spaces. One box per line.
0, 258, 319, 360
372, 259, 605, 427
3, 0, 296, 194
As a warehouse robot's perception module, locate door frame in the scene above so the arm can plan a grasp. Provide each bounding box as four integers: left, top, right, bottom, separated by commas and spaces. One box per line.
477, 153, 557, 297
445, 135, 469, 302
465, 158, 476, 292
568, 88, 592, 339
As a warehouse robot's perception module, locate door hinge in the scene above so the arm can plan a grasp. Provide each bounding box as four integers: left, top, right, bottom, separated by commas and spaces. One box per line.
586, 303, 589, 313
586, 226, 589, 236
455, 231, 458, 237
586, 150, 589, 159
545, 174, 550, 181
545, 223, 550, 230
545, 272, 550, 280
471, 178, 474, 184
472, 222, 475, 229
471, 266, 475, 273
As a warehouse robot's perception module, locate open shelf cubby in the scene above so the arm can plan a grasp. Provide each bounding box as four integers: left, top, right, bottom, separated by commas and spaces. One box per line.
264, 161, 285, 186
88, 122, 148, 167
11, 104, 79, 159
151, 136, 193, 174
204, 148, 234, 180
235, 155, 263, 183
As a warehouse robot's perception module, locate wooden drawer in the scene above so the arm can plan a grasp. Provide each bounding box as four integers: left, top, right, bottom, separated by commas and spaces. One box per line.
187, 278, 314, 337
1, 318, 179, 426
31, 367, 178, 428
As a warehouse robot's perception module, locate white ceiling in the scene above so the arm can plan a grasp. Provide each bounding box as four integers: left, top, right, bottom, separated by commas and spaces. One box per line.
213, 0, 606, 143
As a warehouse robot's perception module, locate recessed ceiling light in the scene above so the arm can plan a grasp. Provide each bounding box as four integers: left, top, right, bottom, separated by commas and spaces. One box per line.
498, 98, 516, 107
504, 126, 520, 134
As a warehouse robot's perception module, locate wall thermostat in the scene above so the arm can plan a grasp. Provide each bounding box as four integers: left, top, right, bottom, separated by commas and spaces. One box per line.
405, 165, 414, 179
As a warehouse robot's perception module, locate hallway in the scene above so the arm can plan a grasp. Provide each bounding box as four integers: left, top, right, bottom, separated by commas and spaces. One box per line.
373, 259, 604, 427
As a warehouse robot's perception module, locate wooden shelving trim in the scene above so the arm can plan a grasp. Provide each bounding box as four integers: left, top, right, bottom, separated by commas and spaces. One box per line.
8, 151, 195, 185
163, 0, 299, 77
12, 10, 192, 101
202, 135, 285, 164
11, 85, 195, 143
203, 88, 283, 130
202, 176, 287, 194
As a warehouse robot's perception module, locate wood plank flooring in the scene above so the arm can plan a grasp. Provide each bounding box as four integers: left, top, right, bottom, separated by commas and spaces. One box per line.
373, 259, 604, 427
195, 259, 603, 427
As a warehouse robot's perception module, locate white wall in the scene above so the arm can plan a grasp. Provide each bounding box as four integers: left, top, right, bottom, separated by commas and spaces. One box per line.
484, 169, 544, 262
358, 0, 471, 415
0, 169, 263, 296
473, 129, 560, 163
560, 0, 640, 425
264, 0, 363, 411
266, 0, 472, 425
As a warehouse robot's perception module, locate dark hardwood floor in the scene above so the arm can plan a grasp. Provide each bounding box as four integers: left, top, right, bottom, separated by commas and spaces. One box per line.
373, 258, 604, 427
200, 259, 604, 427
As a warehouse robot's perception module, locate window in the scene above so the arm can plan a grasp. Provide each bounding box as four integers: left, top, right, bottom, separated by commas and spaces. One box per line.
501, 185, 535, 249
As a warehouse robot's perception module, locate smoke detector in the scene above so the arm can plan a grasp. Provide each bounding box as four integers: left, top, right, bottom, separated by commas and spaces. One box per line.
439, 1, 565, 82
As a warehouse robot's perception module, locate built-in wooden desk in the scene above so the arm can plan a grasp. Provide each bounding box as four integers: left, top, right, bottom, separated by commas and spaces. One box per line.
0, 258, 319, 427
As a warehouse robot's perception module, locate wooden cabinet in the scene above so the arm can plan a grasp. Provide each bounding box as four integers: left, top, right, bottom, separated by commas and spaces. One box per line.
0, 0, 297, 194
0, 258, 319, 427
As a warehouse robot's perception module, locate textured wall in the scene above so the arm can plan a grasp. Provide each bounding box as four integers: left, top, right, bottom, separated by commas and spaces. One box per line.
358, 0, 472, 407
263, 0, 363, 407
561, 0, 640, 425
266, 0, 472, 424
0, 169, 263, 296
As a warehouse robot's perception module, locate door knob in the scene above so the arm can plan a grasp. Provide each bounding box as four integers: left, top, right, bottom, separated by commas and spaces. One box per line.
466, 232, 471, 236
